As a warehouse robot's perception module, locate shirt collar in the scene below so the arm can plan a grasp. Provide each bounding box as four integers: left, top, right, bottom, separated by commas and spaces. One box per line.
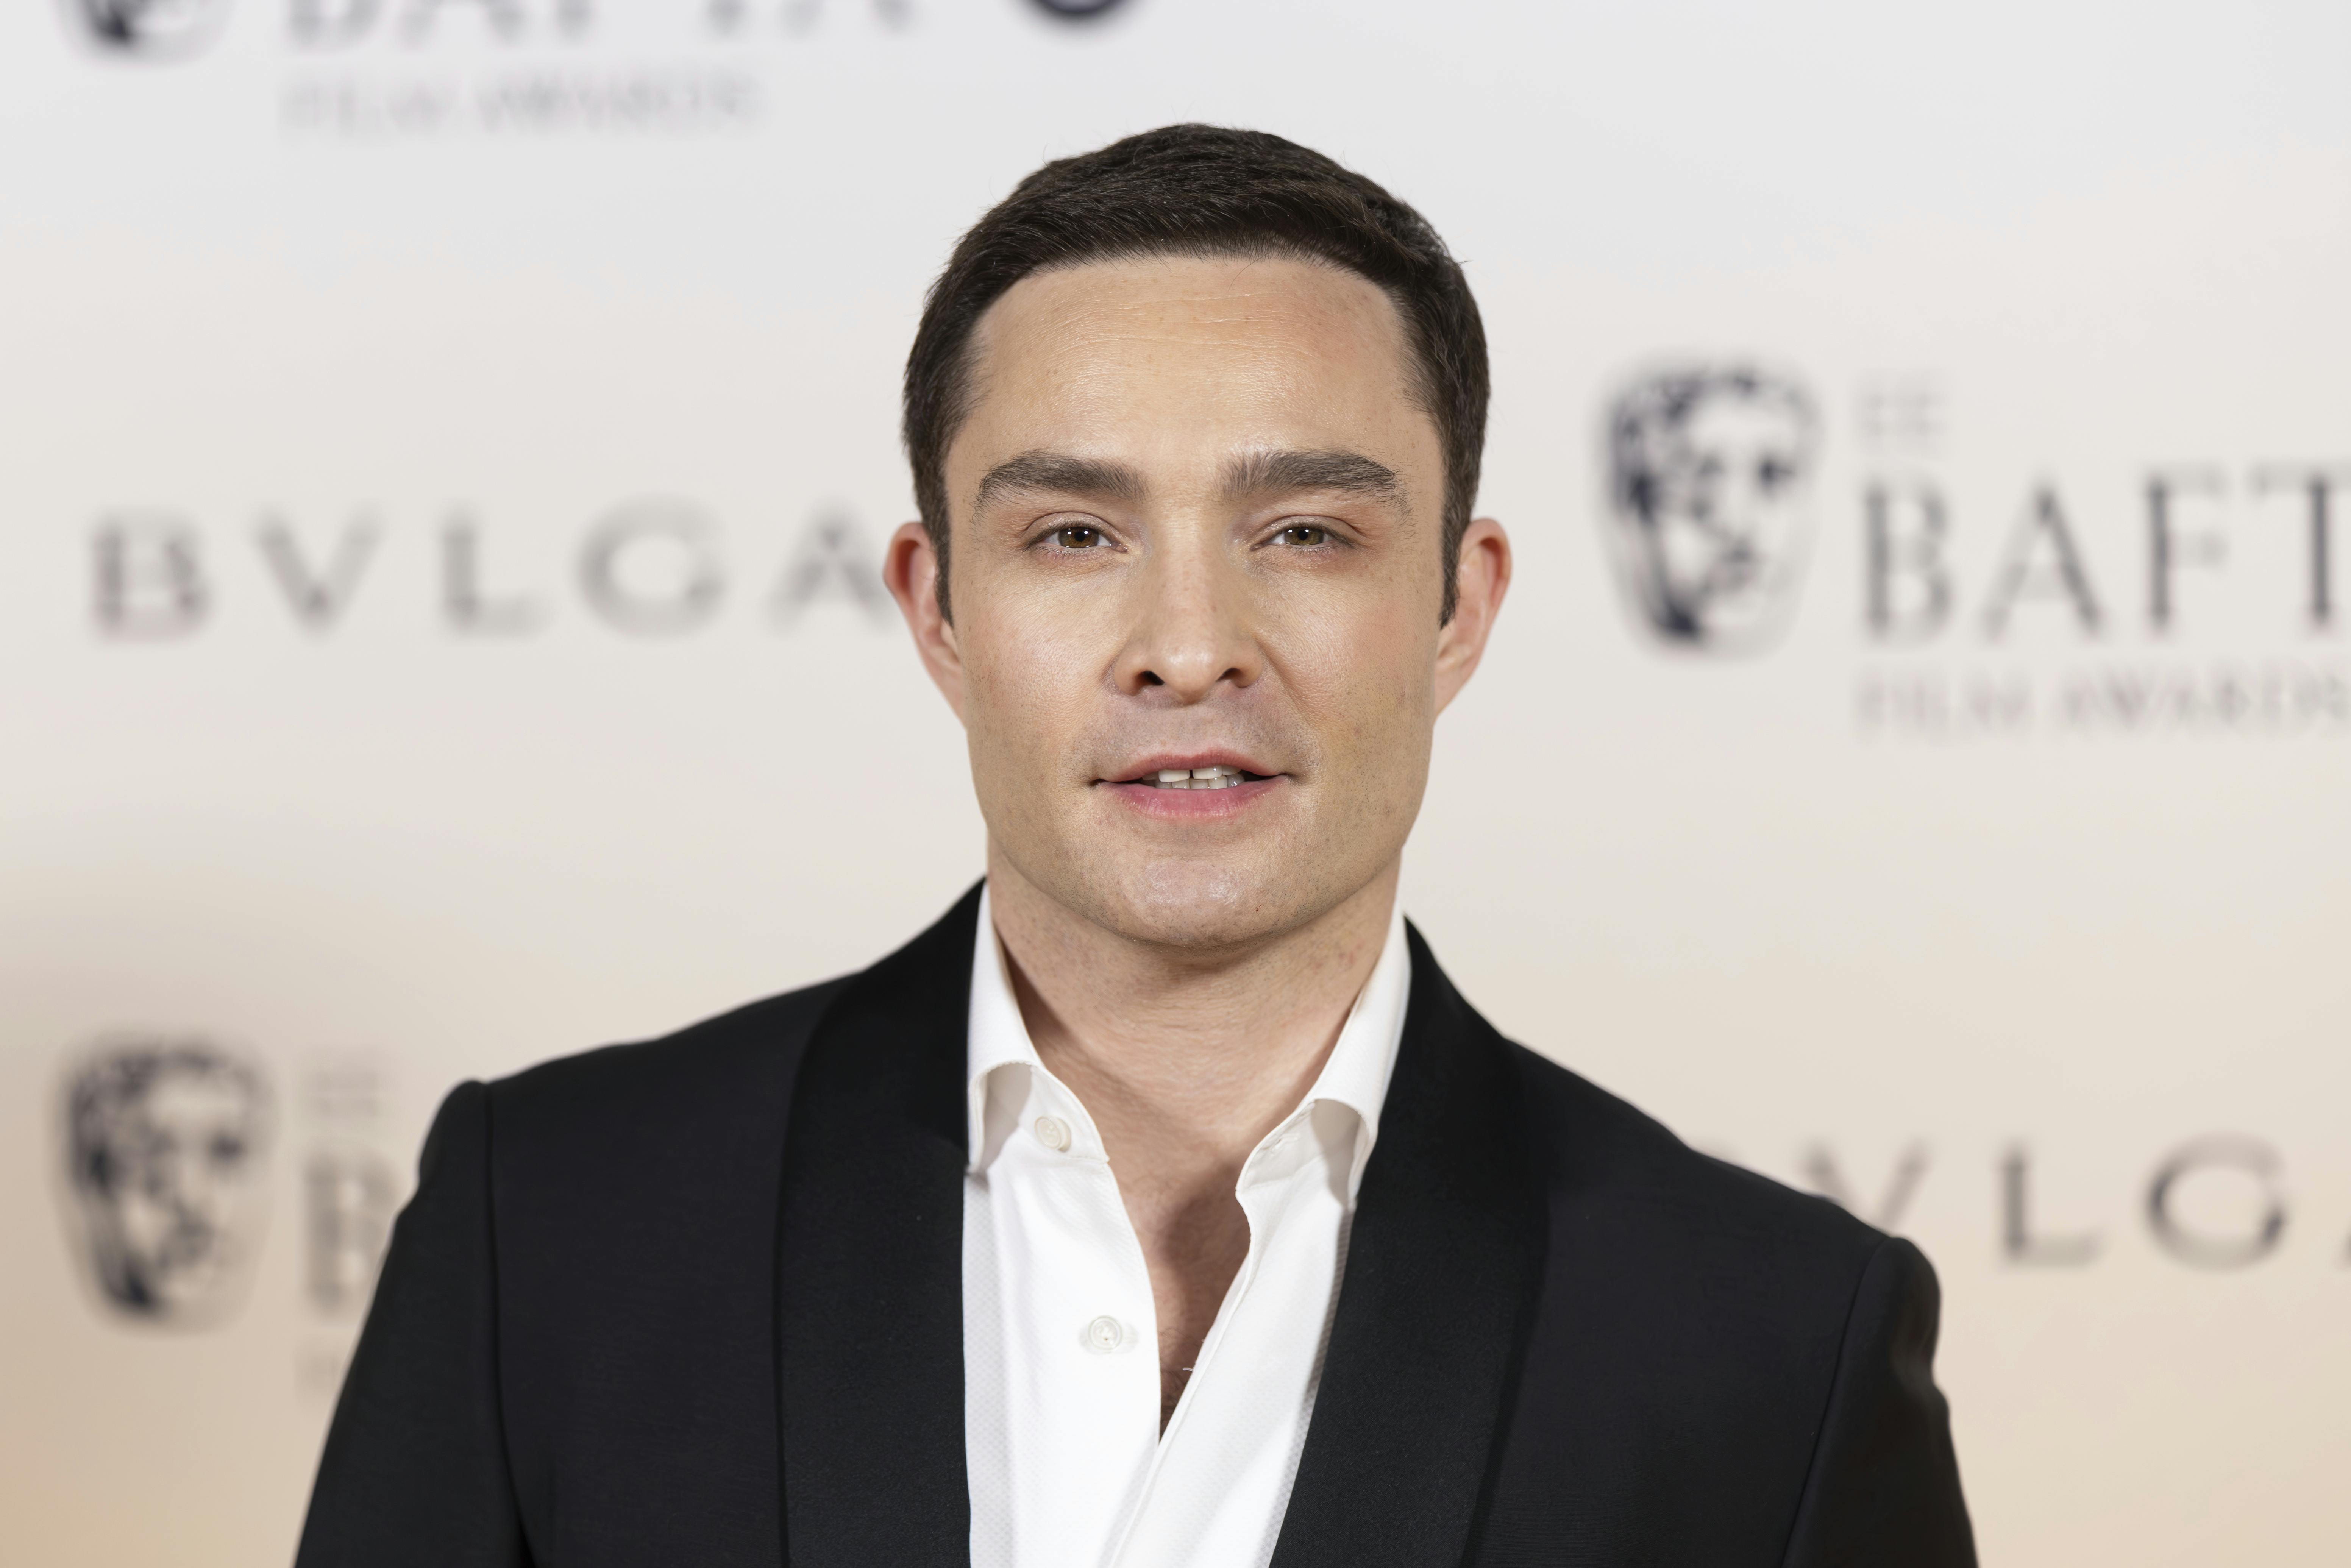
965, 883, 1411, 1184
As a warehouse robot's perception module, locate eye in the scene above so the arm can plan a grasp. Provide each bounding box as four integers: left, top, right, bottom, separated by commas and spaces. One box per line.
1272, 523, 1333, 548
1050, 523, 1107, 550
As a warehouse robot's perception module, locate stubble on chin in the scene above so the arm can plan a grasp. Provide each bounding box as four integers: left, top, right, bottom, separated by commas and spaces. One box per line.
995, 790, 1380, 960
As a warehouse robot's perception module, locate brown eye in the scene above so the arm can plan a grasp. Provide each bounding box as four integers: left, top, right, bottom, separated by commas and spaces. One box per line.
1053, 524, 1105, 549
1276, 524, 1331, 547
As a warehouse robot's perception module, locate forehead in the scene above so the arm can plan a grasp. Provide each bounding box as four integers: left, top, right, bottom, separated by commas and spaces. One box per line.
136, 1072, 254, 1126
957, 254, 1424, 469
1680, 393, 1807, 450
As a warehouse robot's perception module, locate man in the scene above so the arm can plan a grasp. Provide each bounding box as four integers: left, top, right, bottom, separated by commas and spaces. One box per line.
298, 126, 1974, 1567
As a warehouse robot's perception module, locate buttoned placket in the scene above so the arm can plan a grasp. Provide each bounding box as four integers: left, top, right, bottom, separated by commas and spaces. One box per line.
971, 1056, 1167, 1564
1012, 1068, 1158, 1372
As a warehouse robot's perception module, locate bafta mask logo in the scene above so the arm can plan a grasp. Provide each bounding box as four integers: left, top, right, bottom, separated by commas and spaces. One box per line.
62, 1041, 273, 1326
1602, 365, 1821, 655
58, 0, 231, 59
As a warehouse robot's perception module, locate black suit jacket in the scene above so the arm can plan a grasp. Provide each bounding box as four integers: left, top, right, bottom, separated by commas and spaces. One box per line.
298, 884, 1974, 1567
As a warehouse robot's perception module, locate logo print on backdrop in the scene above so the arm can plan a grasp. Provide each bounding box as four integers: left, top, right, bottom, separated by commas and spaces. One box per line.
1602, 365, 1820, 655
772, 507, 891, 623
59, 0, 232, 58
61, 1041, 273, 1325
305, 1148, 397, 1312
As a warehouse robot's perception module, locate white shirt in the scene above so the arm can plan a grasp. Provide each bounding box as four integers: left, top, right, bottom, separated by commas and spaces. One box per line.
962, 887, 1412, 1568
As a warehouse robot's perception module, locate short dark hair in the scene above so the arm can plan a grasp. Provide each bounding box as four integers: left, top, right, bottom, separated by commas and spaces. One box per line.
902, 124, 1489, 622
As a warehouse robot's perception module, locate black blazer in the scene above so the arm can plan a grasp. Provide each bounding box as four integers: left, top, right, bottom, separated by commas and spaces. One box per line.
298, 884, 1974, 1567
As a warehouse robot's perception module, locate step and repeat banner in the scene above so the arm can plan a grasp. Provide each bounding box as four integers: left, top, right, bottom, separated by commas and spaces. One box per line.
3, 1, 2346, 1563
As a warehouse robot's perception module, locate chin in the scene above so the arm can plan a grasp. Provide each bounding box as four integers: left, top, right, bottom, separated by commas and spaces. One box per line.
1084, 856, 1336, 952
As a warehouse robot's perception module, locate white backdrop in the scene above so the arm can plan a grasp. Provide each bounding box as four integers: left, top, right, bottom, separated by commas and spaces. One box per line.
5, 1, 2348, 1562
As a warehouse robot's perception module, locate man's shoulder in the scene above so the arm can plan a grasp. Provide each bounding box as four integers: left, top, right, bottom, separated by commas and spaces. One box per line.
483, 974, 856, 1156
1500, 1038, 1886, 1272
466, 886, 983, 1172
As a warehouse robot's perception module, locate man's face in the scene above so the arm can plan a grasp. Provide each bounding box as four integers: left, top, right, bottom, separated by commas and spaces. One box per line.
69, 1053, 269, 1320
1649, 396, 1808, 621
893, 254, 1503, 950
1609, 376, 1816, 649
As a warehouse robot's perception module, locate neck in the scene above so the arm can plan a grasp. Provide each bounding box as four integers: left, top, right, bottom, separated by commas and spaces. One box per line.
984, 847, 1399, 1425
983, 850, 1399, 1166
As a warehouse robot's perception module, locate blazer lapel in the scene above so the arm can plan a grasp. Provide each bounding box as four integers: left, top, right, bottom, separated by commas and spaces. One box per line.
775, 884, 980, 1568
1270, 924, 1549, 1568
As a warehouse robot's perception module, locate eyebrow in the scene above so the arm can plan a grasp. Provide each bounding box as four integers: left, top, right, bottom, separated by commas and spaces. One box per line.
969, 446, 1407, 516
973, 451, 1147, 513
1220, 449, 1403, 505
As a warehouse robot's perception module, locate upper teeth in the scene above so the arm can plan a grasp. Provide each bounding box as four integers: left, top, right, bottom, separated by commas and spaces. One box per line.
1152, 766, 1247, 790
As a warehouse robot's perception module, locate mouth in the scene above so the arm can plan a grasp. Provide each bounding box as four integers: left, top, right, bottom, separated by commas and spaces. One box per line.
1125, 764, 1274, 792
1096, 755, 1286, 812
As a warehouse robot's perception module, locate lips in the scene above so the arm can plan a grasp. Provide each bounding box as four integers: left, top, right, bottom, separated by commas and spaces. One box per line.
1102, 754, 1281, 789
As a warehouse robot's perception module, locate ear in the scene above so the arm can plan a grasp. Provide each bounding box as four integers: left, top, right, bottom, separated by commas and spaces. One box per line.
883, 520, 968, 722
1434, 516, 1511, 714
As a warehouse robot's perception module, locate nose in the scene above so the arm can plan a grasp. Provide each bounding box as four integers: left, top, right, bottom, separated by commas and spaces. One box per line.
1111, 538, 1261, 703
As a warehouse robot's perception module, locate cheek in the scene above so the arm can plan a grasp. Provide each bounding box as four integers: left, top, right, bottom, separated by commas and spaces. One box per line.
957, 585, 1104, 765
1273, 587, 1435, 758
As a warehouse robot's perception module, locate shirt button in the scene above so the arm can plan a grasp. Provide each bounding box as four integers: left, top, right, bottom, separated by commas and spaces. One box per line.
1080, 1315, 1127, 1354
1033, 1116, 1071, 1152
